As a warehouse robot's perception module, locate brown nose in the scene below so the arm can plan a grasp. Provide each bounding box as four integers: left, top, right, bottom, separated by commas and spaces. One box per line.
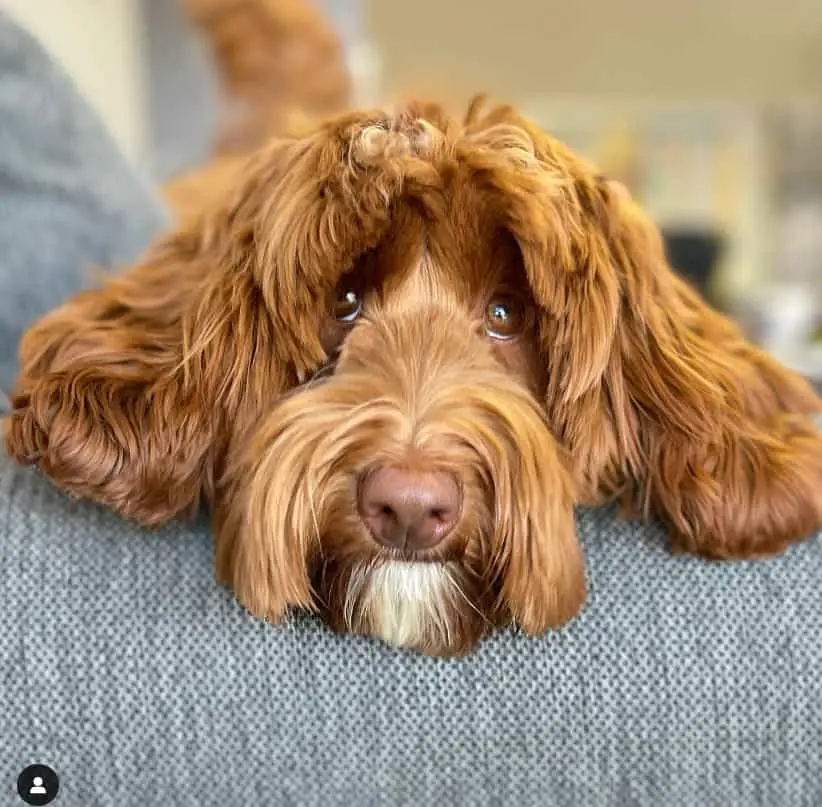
358, 467, 462, 551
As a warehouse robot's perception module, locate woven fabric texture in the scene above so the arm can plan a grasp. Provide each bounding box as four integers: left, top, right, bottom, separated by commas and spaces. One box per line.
2, 458, 821, 806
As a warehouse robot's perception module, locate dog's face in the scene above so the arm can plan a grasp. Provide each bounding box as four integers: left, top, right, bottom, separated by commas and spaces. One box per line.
8, 99, 822, 657
215, 157, 586, 655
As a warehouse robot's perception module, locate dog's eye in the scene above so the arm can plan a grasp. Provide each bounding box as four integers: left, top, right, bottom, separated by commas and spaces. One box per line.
333, 289, 362, 322
484, 296, 525, 339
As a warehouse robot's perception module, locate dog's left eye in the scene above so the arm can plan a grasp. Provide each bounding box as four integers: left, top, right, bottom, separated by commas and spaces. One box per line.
333, 289, 362, 322
484, 296, 525, 339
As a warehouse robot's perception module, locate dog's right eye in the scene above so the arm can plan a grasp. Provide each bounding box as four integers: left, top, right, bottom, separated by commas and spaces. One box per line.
484, 295, 526, 340
333, 289, 362, 322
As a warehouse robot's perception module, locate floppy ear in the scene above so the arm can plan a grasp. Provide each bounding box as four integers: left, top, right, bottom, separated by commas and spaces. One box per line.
5, 122, 401, 525
3, 189, 293, 525
596, 184, 822, 557
517, 153, 822, 559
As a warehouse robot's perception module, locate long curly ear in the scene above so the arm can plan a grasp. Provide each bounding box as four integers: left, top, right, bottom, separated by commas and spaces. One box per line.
469, 99, 822, 558
515, 151, 822, 558
3, 201, 289, 525
596, 184, 822, 557
5, 121, 402, 525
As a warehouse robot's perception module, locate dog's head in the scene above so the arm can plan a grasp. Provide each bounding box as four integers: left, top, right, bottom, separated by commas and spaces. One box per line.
9, 98, 821, 656
212, 102, 591, 654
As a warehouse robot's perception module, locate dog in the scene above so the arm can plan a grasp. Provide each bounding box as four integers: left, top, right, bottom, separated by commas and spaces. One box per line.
6, 98, 822, 657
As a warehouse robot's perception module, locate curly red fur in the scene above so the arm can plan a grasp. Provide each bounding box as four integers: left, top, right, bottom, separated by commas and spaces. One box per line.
6, 97, 822, 656
181, 0, 351, 154
164, 0, 352, 222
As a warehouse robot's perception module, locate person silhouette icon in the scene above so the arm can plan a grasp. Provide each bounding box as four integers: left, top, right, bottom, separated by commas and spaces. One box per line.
29, 777, 47, 795
17, 763, 59, 805
17, 765, 60, 807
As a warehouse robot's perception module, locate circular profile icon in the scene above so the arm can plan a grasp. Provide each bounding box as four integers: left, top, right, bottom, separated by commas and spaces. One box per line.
16, 764, 59, 805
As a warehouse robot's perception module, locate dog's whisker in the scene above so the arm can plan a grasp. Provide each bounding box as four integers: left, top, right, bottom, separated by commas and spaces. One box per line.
444, 566, 492, 627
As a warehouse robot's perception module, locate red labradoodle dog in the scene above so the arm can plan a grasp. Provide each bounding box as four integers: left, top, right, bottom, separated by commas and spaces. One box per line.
6, 99, 822, 656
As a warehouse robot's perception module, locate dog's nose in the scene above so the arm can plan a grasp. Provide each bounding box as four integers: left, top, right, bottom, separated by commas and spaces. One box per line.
358, 467, 462, 551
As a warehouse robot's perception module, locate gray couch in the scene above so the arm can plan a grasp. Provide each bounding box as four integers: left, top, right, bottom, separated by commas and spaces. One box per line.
2, 12, 822, 807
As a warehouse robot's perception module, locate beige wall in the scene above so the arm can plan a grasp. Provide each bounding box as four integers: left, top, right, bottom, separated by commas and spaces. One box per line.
366, 0, 822, 298
0, 0, 148, 162
367, 0, 821, 104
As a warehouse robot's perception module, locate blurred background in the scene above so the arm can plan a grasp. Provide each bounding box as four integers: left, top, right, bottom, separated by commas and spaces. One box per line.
1, 0, 821, 382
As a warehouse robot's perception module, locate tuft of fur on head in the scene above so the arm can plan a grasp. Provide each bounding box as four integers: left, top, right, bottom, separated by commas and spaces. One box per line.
7, 95, 822, 657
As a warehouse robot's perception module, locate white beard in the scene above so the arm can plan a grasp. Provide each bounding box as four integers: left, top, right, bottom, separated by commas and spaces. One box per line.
344, 561, 461, 649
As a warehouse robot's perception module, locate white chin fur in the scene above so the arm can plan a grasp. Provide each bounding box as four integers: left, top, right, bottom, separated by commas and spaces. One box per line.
345, 561, 459, 649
